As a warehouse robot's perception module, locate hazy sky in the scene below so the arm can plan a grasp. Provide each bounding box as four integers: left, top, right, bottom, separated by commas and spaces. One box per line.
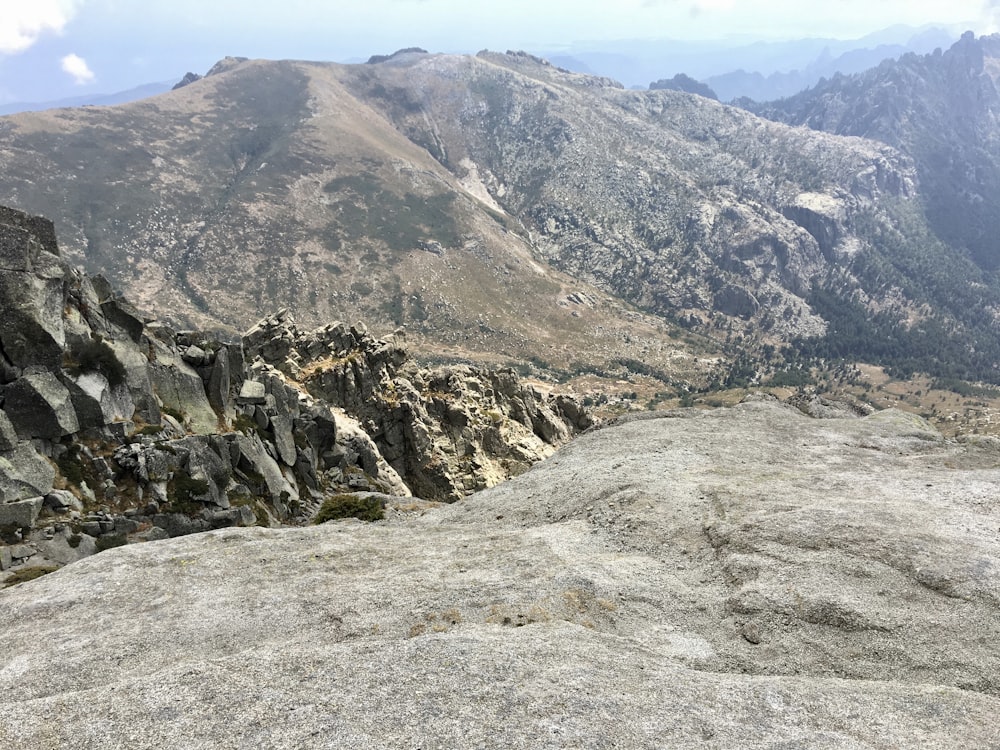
0, 0, 996, 102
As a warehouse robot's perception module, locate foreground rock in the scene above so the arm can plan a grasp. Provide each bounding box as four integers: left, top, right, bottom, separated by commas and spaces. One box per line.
1, 400, 996, 747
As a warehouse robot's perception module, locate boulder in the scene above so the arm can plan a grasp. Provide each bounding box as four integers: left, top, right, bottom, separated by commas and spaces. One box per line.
229, 433, 298, 508
0, 222, 33, 272
0, 496, 43, 530
270, 414, 297, 467
0, 206, 60, 257
2, 371, 80, 439
44, 490, 83, 513
31, 531, 97, 565
0, 409, 17, 451
206, 346, 232, 417
237, 380, 266, 405
0, 272, 66, 369
0, 443, 56, 503
99, 296, 146, 343
147, 354, 219, 435
63, 371, 135, 429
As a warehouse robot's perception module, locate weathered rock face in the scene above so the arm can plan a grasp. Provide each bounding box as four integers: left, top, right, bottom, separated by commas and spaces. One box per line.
245, 311, 590, 501
749, 32, 1000, 272
0, 400, 996, 747
0, 206, 589, 577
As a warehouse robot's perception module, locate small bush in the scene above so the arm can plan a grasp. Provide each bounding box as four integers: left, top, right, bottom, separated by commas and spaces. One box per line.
71, 338, 126, 387
314, 494, 384, 524
161, 405, 185, 423
233, 414, 260, 435
57, 450, 86, 486
4, 565, 59, 587
95, 533, 127, 553
167, 470, 211, 514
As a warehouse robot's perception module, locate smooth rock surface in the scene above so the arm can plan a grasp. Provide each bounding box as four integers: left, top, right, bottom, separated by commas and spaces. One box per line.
0, 401, 998, 748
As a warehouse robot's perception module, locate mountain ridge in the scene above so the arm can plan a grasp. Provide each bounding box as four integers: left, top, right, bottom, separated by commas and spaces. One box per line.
1, 48, 999, 389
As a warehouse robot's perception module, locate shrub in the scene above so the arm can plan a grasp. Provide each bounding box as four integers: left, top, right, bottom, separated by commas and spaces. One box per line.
161, 405, 185, 423
57, 449, 86, 486
4, 565, 59, 587
70, 338, 126, 387
314, 494, 384, 524
95, 533, 127, 553
167, 470, 211, 514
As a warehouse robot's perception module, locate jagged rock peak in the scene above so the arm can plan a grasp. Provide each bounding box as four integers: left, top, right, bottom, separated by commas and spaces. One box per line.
172, 71, 203, 90
243, 310, 593, 502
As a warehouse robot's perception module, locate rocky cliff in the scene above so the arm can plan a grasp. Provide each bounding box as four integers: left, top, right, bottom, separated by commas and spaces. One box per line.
0, 206, 586, 579
0, 399, 997, 747
747, 32, 1000, 274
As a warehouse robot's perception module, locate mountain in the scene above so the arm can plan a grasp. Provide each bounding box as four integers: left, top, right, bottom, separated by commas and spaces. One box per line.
2, 398, 998, 745
1, 49, 999, 387
0, 81, 173, 117
745, 32, 1000, 274
703, 27, 957, 102
0, 53, 717, 387
544, 25, 956, 94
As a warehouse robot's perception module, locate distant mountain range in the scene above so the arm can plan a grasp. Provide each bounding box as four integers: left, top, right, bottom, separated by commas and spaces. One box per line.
2, 41, 1000, 387
0, 24, 958, 117
0, 82, 173, 117
544, 25, 958, 99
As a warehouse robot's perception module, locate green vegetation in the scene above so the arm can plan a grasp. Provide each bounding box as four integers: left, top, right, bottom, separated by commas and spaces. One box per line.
763, 368, 815, 388
161, 405, 185, 423
166, 470, 211, 514
3, 565, 59, 587
323, 173, 462, 251
314, 494, 385, 523
790, 281, 1000, 384
57, 449, 86, 486
95, 533, 128, 553
930, 378, 1000, 399
233, 413, 261, 435
66, 338, 126, 386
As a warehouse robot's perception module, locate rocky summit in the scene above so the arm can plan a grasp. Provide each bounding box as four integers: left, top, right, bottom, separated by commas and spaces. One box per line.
0, 205, 585, 579
0, 399, 998, 747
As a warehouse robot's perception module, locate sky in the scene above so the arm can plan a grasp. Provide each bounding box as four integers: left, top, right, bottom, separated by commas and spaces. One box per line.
0, 0, 997, 103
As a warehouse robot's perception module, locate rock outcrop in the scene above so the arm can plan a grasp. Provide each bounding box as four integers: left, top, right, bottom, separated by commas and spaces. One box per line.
245, 310, 592, 502
0, 207, 587, 577
0, 400, 996, 747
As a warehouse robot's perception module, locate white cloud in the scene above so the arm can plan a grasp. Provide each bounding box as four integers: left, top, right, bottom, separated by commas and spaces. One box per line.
61, 52, 95, 84
0, 0, 82, 55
